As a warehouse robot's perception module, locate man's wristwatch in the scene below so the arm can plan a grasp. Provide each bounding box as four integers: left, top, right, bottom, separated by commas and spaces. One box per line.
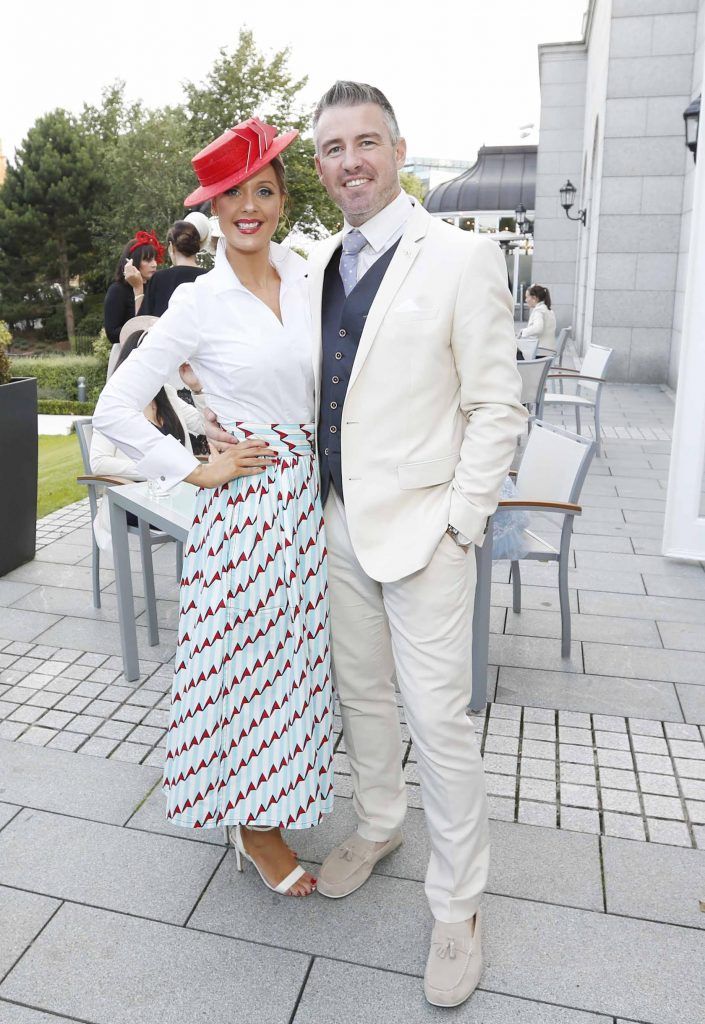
446, 524, 460, 542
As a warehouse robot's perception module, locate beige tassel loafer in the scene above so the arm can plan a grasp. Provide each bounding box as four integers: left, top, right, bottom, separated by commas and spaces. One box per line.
424, 911, 483, 1007
316, 831, 403, 898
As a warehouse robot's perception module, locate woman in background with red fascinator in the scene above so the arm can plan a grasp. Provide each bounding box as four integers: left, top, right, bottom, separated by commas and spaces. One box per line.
95, 118, 334, 898
103, 230, 163, 375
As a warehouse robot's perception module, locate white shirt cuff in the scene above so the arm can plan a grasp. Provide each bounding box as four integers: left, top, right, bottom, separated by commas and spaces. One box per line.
133, 433, 200, 491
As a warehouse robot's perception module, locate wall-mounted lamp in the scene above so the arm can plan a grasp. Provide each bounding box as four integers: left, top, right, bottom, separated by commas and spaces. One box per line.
514, 203, 531, 234
559, 180, 586, 225
683, 94, 700, 162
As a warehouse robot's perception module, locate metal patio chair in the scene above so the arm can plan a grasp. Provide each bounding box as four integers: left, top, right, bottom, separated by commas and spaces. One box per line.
542, 343, 612, 456
517, 354, 554, 422
75, 419, 183, 637
471, 420, 596, 711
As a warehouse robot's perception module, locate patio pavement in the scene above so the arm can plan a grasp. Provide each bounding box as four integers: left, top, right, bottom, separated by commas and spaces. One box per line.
0, 383, 704, 1023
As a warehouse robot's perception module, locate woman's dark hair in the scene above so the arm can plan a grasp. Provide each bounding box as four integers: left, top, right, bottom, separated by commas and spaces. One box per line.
167, 220, 201, 258
527, 284, 552, 310
114, 240, 157, 284
114, 331, 185, 444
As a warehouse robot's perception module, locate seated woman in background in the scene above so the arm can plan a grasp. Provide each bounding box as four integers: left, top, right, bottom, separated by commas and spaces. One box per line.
518, 284, 557, 354
104, 230, 163, 375
142, 219, 209, 316
90, 317, 204, 552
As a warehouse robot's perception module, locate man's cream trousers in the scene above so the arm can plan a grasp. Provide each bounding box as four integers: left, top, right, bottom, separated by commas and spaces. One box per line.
324, 491, 490, 923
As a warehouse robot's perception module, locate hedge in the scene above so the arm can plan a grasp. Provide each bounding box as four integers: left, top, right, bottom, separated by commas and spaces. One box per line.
10, 355, 106, 401
37, 399, 96, 415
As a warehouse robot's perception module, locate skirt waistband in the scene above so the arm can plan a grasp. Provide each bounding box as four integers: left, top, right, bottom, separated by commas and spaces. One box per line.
220, 422, 315, 456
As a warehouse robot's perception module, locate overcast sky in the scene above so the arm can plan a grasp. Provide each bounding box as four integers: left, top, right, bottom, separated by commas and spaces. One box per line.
2, 0, 587, 164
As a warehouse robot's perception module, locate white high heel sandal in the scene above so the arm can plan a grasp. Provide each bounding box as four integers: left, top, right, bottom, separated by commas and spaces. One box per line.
228, 824, 310, 896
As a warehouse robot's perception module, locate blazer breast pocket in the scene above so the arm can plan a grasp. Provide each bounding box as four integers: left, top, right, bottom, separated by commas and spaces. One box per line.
397, 453, 459, 490
389, 306, 439, 323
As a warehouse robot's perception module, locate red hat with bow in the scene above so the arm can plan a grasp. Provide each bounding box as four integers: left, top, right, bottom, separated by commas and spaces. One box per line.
184, 117, 298, 207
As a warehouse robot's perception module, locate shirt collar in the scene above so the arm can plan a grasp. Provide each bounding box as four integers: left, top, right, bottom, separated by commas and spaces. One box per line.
343, 190, 414, 254
211, 239, 308, 295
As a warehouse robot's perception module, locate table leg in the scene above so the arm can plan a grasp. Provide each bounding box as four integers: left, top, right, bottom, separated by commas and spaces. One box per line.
137, 519, 159, 647
109, 492, 140, 682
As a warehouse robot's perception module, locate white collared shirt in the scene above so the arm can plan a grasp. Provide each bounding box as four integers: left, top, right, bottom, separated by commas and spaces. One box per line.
343, 190, 414, 283
93, 240, 314, 489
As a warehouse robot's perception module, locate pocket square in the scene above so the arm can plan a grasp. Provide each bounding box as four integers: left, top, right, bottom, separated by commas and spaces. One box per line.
393, 299, 423, 313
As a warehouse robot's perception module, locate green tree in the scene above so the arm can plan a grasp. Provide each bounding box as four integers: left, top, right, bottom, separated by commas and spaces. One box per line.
0, 110, 105, 344
184, 29, 339, 237
400, 171, 426, 203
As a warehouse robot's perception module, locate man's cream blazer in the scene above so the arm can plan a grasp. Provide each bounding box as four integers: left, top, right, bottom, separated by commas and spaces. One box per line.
309, 199, 527, 583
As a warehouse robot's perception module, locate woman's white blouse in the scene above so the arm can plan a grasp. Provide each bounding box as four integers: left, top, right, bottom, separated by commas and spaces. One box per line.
93, 241, 314, 489
518, 302, 557, 350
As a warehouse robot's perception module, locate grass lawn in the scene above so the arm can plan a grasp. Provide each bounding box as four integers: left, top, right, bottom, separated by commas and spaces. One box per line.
38, 434, 85, 519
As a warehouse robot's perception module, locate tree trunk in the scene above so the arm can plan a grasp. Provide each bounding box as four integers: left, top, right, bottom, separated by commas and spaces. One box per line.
57, 237, 75, 346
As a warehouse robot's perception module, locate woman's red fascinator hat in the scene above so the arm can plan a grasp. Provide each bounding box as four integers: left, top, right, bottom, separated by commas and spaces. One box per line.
129, 230, 165, 264
184, 117, 298, 207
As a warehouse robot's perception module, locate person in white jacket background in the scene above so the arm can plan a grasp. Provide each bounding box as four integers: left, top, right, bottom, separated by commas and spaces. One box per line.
517, 283, 556, 353
90, 321, 205, 552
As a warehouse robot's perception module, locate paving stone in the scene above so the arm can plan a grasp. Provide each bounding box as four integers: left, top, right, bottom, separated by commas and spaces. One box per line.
681, 778, 705, 800
519, 777, 555, 802
30, 615, 177, 665
560, 726, 593, 746
45, 732, 85, 752
488, 796, 515, 822
17, 727, 57, 747
484, 734, 520, 756
584, 643, 705, 686
669, 739, 705, 760
481, 892, 705, 1023
579, 591, 705, 625
521, 707, 555, 724
603, 812, 646, 841
0, 1000, 78, 1022
629, 717, 666, 736
498, 667, 682, 721
673, 758, 705, 780
489, 703, 522, 721
659, 621, 705, 653
597, 748, 634, 771
110, 742, 152, 763
191, 852, 429, 974
0, 722, 26, 741
0, 903, 309, 1024
560, 743, 596, 765
521, 757, 556, 780
7, 704, 45, 724
489, 634, 583, 673
78, 736, 120, 758
603, 837, 705, 930
292, 957, 612, 1024
0, 738, 159, 824
560, 807, 601, 834
0, 809, 224, 925
632, 734, 669, 755
520, 739, 556, 760
643, 794, 685, 820
482, 753, 518, 775
0, 885, 59, 978
561, 783, 599, 809
518, 801, 556, 827
601, 789, 642, 815
125, 784, 224, 848
486, 773, 517, 798
0, 803, 21, 832
648, 819, 693, 847
486, 717, 521, 737
685, 801, 705, 824
561, 763, 597, 786
505, 609, 661, 647
664, 722, 702, 741
676, 684, 705, 725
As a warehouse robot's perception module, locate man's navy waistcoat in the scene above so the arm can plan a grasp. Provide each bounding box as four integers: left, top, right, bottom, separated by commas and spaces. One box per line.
318, 240, 400, 507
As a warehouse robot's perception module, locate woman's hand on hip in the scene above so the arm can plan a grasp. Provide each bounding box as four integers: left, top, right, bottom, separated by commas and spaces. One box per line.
185, 439, 277, 488
203, 407, 240, 454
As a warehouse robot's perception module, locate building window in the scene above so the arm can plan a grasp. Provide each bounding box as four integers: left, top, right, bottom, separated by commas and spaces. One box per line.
460, 217, 475, 232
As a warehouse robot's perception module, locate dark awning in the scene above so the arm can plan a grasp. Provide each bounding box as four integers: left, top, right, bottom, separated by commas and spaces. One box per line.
424, 145, 537, 214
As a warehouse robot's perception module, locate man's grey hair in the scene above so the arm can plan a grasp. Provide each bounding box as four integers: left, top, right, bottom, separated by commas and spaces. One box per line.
312, 81, 401, 149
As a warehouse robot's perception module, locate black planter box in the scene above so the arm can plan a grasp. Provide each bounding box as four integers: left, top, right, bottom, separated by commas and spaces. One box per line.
0, 376, 38, 576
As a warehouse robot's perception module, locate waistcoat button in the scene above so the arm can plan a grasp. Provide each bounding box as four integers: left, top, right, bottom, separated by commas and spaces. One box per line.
332, 375, 340, 384
330, 425, 337, 433
324, 447, 329, 455
335, 352, 342, 360
330, 401, 337, 409
339, 328, 347, 337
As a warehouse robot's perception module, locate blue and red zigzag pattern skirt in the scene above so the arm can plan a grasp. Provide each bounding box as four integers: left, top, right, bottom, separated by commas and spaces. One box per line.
163, 423, 334, 830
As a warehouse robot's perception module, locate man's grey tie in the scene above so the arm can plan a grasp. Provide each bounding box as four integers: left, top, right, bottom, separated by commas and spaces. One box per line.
339, 229, 367, 297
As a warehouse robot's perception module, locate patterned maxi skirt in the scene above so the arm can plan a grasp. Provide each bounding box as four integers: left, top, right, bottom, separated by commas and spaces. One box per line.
163, 423, 334, 830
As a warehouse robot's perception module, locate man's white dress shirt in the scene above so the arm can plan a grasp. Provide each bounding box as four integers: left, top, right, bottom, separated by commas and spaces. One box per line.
93, 241, 314, 489
343, 189, 413, 282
